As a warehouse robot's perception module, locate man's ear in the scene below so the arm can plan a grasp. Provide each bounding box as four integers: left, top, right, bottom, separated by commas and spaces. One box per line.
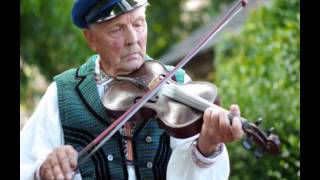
83, 29, 97, 51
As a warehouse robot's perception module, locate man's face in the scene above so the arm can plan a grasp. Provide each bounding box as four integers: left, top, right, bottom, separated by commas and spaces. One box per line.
84, 6, 147, 76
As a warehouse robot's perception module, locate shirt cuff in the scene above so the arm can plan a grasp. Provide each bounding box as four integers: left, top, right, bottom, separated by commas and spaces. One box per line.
191, 140, 224, 168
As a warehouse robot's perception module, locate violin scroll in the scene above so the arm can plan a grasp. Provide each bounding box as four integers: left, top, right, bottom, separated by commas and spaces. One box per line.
241, 118, 281, 158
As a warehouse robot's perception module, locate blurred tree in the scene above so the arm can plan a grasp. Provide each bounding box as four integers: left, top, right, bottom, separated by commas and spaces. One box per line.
147, 0, 234, 58
211, 0, 300, 179
20, 0, 92, 108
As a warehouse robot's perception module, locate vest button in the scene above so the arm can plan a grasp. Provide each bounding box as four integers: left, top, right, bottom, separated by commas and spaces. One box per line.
145, 136, 152, 143
146, 161, 153, 169
107, 154, 113, 161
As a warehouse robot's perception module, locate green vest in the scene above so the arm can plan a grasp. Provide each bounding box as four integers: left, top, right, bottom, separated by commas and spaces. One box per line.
54, 55, 185, 180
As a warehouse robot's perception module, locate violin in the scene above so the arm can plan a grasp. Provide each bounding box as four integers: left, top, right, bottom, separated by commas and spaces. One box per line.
75, 0, 280, 168
103, 60, 281, 157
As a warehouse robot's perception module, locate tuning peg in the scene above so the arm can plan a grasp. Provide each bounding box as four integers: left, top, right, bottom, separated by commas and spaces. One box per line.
254, 148, 264, 159
242, 136, 253, 150
267, 127, 274, 136
255, 117, 263, 126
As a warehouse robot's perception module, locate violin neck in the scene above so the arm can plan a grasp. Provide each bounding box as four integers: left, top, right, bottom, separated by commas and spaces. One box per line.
161, 82, 246, 124
161, 82, 221, 113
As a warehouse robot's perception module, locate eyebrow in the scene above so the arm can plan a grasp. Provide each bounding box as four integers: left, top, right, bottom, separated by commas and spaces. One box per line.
133, 16, 146, 23
110, 15, 146, 27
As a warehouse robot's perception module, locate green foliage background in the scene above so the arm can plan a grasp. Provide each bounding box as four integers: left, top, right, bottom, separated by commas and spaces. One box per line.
20, 0, 92, 105
212, 0, 300, 179
21, 0, 300, 179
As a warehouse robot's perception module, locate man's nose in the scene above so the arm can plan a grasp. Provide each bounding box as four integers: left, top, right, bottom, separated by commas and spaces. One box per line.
125, 26, 138, 46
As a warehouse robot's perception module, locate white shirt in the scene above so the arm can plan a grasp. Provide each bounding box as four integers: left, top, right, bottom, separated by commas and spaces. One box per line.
20, 59, 230, 180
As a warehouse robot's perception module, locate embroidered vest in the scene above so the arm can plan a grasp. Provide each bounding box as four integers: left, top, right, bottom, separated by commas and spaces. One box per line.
54, 55, 185, 180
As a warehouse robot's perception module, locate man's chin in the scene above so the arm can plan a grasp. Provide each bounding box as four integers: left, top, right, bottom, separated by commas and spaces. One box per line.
120, 61, 144, 74
131, 61, 144, 71
122, 55, 144, 64
122, 52, 144, 62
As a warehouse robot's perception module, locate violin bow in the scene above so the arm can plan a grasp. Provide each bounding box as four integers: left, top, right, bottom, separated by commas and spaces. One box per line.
76, 0, 248, 166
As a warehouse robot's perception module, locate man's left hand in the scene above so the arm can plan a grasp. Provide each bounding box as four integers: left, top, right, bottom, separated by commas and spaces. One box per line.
197, 104, 244, 156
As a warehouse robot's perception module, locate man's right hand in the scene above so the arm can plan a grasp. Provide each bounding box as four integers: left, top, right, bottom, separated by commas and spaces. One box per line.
39, 145, 78, 180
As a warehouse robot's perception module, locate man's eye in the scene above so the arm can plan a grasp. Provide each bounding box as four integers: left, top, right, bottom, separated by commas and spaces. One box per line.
134, 23, 143, 27
110, 29, 119, 33
108, 26, 123, 37
134, 22, 145, 32
110, 27, 121, 33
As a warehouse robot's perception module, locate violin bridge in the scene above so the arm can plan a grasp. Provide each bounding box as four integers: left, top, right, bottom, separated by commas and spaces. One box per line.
148, 76, 163, 90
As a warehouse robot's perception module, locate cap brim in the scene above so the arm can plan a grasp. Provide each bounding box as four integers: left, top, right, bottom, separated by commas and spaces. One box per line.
85, 0, 148, 25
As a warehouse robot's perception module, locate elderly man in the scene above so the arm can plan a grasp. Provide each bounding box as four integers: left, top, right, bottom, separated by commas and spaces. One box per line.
20, 0, 243, 179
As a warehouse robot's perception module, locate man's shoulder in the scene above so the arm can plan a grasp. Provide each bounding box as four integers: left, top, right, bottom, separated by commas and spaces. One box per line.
53, 68, 78, 83
53, 54, 98, 83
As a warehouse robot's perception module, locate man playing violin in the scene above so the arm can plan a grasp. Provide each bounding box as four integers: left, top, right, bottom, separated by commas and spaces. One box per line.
20, 0, 243, 179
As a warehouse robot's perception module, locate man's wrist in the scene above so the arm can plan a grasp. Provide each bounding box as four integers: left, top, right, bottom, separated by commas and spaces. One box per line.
191, 140, 224, 168
196, 138, 221, 157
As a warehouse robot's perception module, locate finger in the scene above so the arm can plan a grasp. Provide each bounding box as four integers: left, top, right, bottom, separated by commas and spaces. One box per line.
65, 146, 78, 180
218, 110, 234, 140
203, 108, 213, 123
229, 104, 240, 117
65, 145, 78, 170
219, 111, 231, 135
41, 163, 54, 180
46, 151, 63, 179
209, 108, 220, 129
230, 117, 244, 140
44, 170, 55, 180
51, 163, 64, 180
202, 108, 213, 135
57, 148, 73, 179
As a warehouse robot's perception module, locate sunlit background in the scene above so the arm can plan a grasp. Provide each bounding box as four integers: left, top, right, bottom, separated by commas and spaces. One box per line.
20, 0, 300, 179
